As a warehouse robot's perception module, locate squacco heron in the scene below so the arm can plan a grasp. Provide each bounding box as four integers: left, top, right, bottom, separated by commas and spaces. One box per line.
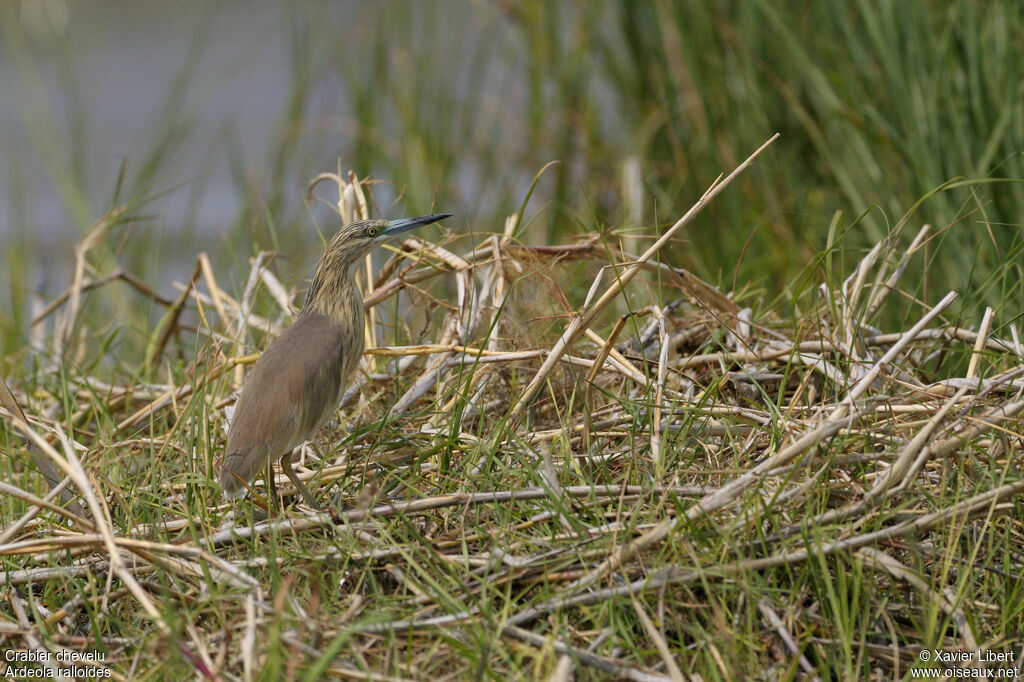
219, 213, 452, 507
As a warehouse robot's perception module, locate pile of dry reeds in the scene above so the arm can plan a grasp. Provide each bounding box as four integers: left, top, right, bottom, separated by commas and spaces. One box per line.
3, 138, 1024, 678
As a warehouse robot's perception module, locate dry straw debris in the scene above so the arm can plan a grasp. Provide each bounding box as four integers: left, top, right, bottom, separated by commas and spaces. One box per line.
2, 138, 1023, 678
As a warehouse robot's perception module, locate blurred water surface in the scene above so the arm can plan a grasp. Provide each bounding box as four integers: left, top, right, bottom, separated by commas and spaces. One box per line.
0, 1, 530, 297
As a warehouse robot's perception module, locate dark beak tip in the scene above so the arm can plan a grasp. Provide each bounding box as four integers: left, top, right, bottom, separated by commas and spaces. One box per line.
417, 213, 453, 224
385, 212, 453, 235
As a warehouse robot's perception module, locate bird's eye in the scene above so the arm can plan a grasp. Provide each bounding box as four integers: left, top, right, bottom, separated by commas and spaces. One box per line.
365, 226, 378, 238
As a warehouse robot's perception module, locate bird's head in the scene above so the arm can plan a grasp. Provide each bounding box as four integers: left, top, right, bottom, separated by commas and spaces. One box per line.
305, 213, 451, 313
323, 213, 452, 266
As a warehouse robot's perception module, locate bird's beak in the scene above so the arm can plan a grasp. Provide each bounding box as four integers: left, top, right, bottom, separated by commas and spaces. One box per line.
383, 213, 452, 238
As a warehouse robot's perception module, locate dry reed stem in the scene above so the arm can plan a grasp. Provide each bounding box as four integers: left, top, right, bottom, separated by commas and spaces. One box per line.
31, 267, 173, 326
56, 207, 127, 359
502, 624, 671, 682
650, 306, 669, 478
145, 256, 201, 370
857, 547, 979, 655
966, 306, 995, 380
203, 485, 706, 548
630, 597, 686, 682
865, 223, 931, 320
758, 598, 819, 680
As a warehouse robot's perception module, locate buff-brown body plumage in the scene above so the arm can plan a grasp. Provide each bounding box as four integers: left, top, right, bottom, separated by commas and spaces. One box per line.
219, 214, 450, 506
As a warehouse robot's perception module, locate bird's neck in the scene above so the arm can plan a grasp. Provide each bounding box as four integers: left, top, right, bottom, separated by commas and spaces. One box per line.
303, 259, 365, 327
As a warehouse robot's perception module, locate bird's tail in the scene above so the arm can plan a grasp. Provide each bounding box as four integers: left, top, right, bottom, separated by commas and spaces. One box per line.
219, 453, 252, 499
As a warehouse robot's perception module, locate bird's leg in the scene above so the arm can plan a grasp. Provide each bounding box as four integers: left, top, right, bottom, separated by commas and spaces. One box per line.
282, 447, 322, 510
265, 459, 280, 513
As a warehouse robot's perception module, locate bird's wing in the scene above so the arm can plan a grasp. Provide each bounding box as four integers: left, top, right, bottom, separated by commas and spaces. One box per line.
221, 313, 350, 491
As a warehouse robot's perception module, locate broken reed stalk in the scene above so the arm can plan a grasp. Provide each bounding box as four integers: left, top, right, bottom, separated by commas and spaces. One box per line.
507, 133, 780, 424
145, 257, 202, 371
56, 207, 128, 359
